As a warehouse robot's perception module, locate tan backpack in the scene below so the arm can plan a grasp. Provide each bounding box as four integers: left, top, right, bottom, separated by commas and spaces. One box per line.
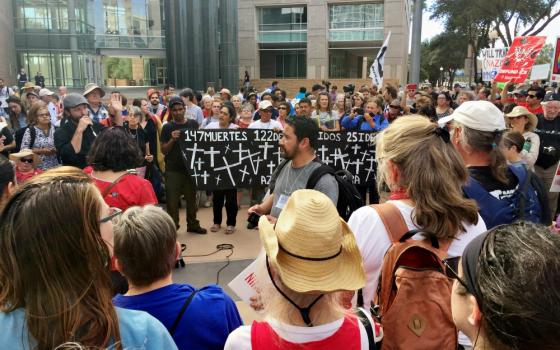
372, 203, 457, 350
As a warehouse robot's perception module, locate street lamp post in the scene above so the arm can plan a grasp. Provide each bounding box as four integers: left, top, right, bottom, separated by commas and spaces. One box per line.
440, 66, 444, 88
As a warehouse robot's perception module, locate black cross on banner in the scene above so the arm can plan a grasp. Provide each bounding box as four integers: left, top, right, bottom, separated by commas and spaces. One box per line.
179, 129, 377, 191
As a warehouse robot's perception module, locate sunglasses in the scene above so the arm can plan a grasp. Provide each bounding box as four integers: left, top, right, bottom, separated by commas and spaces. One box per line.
100, 207, 123, 224
442, 258, 469, 291
527, 94, 537, 98
20, 158, 34, 164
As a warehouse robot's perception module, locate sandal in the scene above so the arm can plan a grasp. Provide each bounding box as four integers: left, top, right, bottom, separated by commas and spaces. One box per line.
210, 224, 221, 232
225, 226, 236, 234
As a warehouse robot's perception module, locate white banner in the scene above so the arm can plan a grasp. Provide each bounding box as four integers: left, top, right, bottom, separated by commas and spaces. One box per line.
480, 47, 509, 82
370, 31, 391, 87
530, 64, 551, 80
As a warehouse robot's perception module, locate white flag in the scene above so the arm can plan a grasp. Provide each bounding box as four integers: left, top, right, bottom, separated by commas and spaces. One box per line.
370, 31, 391, 87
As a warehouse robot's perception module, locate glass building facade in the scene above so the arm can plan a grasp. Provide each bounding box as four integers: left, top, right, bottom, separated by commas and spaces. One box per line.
258, 6, 307, 79
13, 0, 165, 88
328, 3, 384, 79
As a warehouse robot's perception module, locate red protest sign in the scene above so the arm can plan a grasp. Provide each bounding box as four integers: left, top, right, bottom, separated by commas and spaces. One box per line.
494, 36, 546, 83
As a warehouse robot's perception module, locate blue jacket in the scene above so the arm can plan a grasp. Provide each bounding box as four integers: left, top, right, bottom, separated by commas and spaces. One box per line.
341, 114, 388, 131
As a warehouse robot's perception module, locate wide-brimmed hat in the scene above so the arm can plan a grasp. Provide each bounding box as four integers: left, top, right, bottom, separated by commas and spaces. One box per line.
9, 149, 41, 166
83, 83, 105, 98
439, 101, 506, 132
259, 189, 365, 293
505, 106, 537, 132
23, 82, 37, 90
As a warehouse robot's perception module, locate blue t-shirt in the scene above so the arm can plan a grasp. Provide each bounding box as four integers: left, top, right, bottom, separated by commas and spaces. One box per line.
341, 114, 388, 131
113, 283, 243, 350
0, 307, 177, 349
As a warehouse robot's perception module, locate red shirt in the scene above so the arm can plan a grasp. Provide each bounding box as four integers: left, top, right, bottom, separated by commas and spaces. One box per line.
16, 169, 43, 184
250, 316, 361, 350
84, 167, 157, 210
527, 104, 544, 115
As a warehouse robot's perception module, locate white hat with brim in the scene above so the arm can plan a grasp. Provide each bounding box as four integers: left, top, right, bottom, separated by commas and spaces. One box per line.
258, 100, 273, 110
258, 189, 365, 294
438, 100, 506, 132
83, 83, 105, 98
39, 88, 55, 97
505, 106, 537, 132
9, 149, 41, 166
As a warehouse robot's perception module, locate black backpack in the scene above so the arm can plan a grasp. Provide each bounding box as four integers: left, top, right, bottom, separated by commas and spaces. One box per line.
270, 159, 363, 221
14, 126, 37, 152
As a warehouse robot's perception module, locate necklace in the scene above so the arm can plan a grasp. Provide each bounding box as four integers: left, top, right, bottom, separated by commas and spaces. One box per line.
127, 127, 139, 143
286, 161, 312, 194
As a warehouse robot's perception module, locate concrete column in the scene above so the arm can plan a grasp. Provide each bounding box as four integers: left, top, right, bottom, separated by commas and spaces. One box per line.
0, 0, 17, 85
68, 0, 82, 87
237, 1, 259, 80
382, 0, 411, 85
306, 0, 329, 79
410, 0, 422, 84
362, 56, 368, 79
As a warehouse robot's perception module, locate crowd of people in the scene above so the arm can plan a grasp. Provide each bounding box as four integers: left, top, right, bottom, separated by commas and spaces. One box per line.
0, 76, 560, 349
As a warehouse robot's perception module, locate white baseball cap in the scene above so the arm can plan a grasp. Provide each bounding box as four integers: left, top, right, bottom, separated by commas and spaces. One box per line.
258, 100, 273, 110
438, 101, 506, 132
39, 88, 55, 97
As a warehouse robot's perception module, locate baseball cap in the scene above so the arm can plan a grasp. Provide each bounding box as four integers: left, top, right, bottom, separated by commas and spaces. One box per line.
543, 93, 560, 103
39, 88, 55, 97
258, 100, 273, 110
438, 101, 506, 132
513, 89, 528, 96
168, 96, 185, 108
63, 93, 89, 109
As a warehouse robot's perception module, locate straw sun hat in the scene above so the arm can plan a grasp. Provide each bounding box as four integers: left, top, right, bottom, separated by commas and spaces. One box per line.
504, 106, 538, 132
259, 189, 365, 294
9, 149, 41, 167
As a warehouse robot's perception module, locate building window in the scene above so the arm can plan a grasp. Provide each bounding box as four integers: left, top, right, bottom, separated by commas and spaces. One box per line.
329, 49, 374, 79
258, 7, 307, 43
18, 51, 89, 87
260, 49, 306, 78
329, 3, 384, 41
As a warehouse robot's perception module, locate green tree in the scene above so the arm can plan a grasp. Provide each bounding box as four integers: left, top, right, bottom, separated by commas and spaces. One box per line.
420, 31, 469, 86
535, 43, 554, 65
104, 57, 132, 80
430, 0, 560, 82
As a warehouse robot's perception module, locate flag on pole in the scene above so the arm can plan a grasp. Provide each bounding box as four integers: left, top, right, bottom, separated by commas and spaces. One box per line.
370, 31, 391, 87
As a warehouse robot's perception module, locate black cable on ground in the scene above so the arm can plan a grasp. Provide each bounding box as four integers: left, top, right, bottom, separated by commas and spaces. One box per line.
178, 244, 235, 285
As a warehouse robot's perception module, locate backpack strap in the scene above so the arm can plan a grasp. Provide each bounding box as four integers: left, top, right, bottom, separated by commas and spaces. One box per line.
508, 165, 533, 220
371, 203, 409, 243
306, 163, 335, 189
29, 125, 36, 149
168, 289, 199, 335
101, 170, 137, 198
356, 308, 377, 350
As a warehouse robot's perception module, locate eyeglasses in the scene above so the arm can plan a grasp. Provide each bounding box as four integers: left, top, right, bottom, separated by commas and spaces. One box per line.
37, 113, 50, 118
20, 158, 34, 164
100, 207, 123, 224
442, 258, 469, 291
278, 107, 288, 110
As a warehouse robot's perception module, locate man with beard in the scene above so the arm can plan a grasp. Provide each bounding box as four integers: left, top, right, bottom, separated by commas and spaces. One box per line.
147, 89, 165, 116
248, 116, 338, 220
54, 93, 122, 168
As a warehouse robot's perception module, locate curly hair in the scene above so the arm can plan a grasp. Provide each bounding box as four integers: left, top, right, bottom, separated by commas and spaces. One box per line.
87, 127, 144, 171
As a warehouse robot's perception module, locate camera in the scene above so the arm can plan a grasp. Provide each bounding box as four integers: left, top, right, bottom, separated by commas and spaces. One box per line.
322, 80, 332, 89
247, 212, 261, 229
343, 84, 355, 94
353, 107, 364, 115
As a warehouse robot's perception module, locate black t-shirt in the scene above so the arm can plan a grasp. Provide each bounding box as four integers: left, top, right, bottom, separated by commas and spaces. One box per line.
468, 166, 518, 200
142, 118, 158, 158
124, 123, 148, 156
160, 120, 198, 172
54, 117, 105, 169
0, 126, 14, 157
535, 115, 560, 169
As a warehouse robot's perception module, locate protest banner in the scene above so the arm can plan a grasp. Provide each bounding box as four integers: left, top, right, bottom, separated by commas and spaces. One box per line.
552, 36, 560, 82
179, 129, 377, 191
480, 47, 508, 82
494, 36, 546, 83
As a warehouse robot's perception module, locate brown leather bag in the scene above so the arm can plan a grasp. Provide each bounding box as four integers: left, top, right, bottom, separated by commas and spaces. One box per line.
372, 203, 457, 350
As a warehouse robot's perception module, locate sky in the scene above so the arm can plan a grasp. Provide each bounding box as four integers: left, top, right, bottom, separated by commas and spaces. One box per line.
421, 1, 560, 45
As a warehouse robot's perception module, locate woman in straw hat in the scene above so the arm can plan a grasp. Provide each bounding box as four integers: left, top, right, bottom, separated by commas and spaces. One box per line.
9, 149, 43, 184
225, 189, 371, 350
504, 105, 540, 169
348, 115, 487, 348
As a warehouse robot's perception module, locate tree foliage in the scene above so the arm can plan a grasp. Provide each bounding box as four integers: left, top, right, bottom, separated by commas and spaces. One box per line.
421, 31, 469, 85
431, 0, 560, 47
535, 43, 554, 65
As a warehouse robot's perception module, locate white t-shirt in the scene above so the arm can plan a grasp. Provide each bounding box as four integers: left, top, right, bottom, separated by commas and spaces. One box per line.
348, 200, 487, 347
348, 200, 486, 308
204, 122, 238, 129
248, 119, 283, 130
224, 317, 372, 350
